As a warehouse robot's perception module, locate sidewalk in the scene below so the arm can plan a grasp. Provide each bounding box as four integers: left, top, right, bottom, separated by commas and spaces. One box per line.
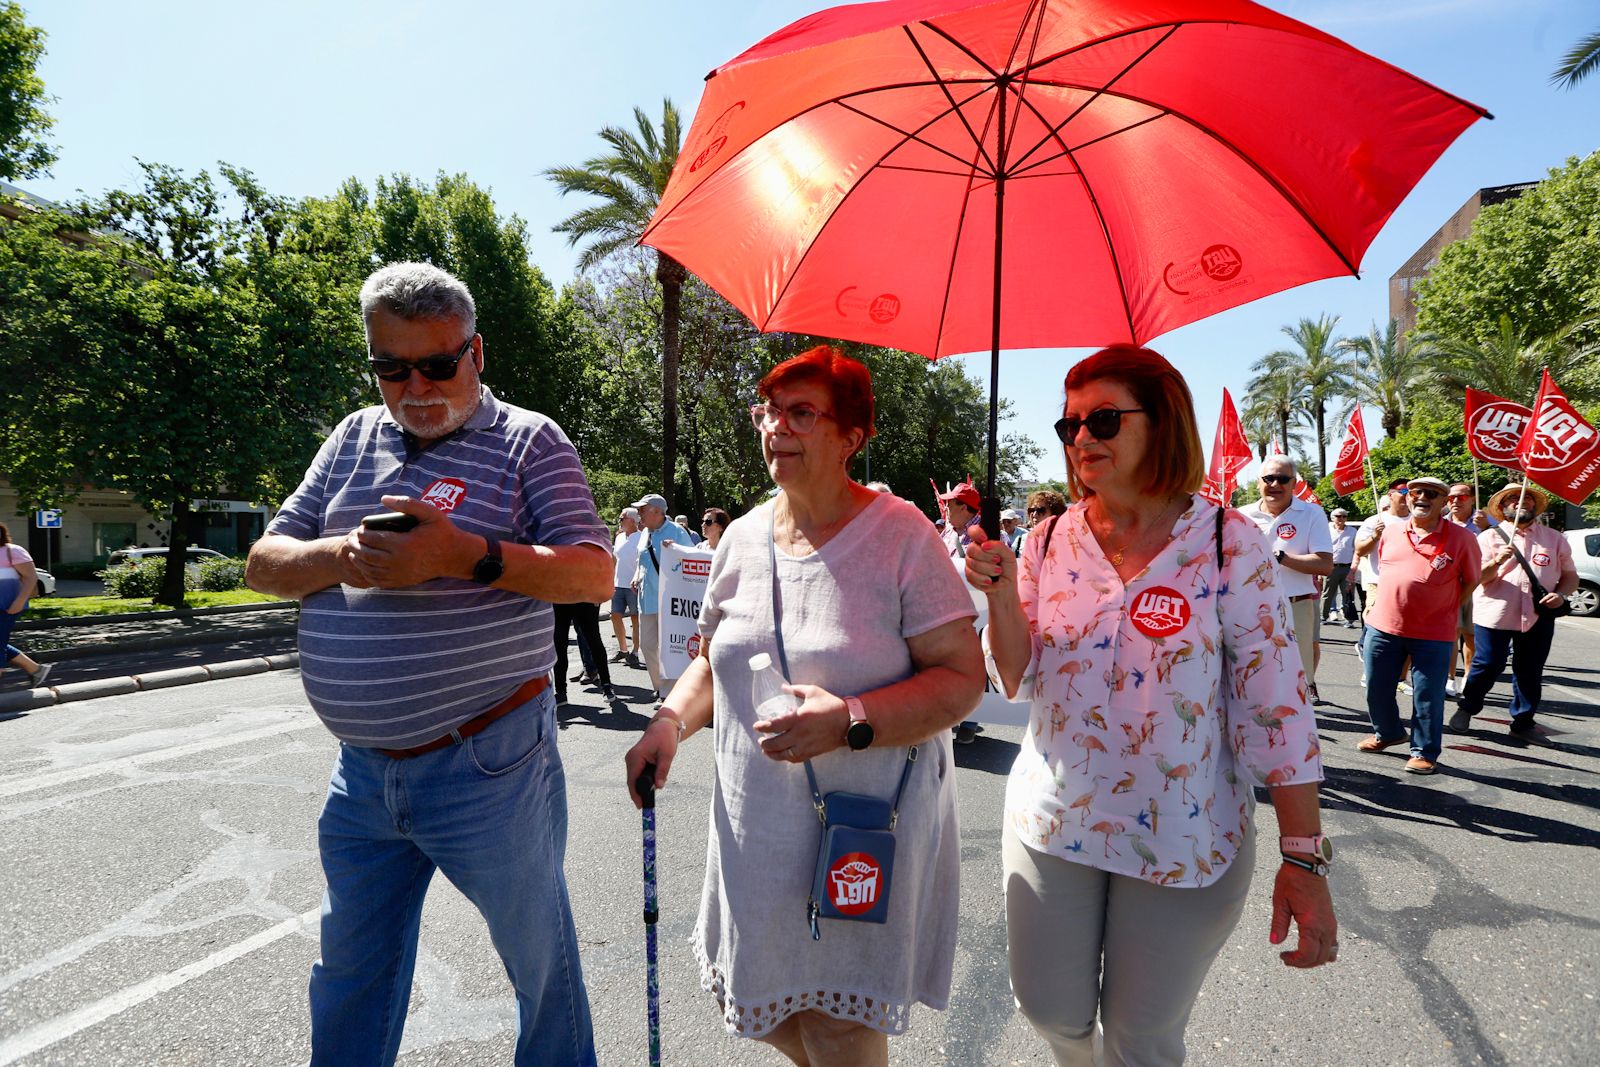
1, 602, 300, 713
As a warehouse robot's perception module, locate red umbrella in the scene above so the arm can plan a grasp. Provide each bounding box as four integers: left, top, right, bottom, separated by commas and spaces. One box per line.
642, 0, 1487, 522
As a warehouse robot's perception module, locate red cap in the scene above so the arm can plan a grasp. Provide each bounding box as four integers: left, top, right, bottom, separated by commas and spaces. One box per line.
938, 483, 981, 510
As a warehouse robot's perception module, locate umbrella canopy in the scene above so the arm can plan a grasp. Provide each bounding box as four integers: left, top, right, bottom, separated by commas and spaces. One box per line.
642, 0, 1487, 511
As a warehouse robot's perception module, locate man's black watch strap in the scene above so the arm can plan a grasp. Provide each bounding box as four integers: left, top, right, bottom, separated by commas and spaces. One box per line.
472, 537, 504, 585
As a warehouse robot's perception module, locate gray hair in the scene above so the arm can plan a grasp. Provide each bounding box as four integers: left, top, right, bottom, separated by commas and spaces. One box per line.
1261, 455, 1296, 477
866, 481, 893, 494
359, 262, 476, 335
620, 507, 641, 522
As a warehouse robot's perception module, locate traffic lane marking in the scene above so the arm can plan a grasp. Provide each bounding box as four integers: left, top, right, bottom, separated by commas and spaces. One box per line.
0, 907, 320, 1067
0, 714, 320, 799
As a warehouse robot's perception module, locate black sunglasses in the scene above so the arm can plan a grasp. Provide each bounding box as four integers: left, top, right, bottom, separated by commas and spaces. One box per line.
368, 335, 475, 383
1054, 407, 1146, 444
1026, 506, 1049, 515
1260, 474, 1294, 485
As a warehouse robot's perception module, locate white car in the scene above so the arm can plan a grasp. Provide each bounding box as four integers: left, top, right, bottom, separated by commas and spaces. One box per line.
34, 568, 55, 598
107, 546, 227, 570
1567, 528, 1600, 618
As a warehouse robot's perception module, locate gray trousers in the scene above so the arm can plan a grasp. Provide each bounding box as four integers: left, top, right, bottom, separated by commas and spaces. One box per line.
1003, 823, 1255, 1066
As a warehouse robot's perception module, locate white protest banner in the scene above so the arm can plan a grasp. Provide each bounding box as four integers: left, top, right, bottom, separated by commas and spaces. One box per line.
658, 541, 715, 680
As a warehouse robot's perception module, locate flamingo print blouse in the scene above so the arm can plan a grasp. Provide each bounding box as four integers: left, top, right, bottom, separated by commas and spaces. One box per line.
987, 495, 1323, 887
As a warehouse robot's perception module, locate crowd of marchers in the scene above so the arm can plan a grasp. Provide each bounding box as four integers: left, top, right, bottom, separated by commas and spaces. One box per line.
244, 261, 1575, 1067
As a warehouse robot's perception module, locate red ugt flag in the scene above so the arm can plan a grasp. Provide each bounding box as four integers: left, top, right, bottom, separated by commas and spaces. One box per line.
1199, 388, 1252, 505
1330, 408, 1369, 495
1515, 369, 1600, 505
1463, 387, 1530, 472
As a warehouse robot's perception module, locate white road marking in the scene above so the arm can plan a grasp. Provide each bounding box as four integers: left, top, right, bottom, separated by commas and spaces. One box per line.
0, 717, 320, 798
1549, 682, 1598, 708
0, 907, 320, 1066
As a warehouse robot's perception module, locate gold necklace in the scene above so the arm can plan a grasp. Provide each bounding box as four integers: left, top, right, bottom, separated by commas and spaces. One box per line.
1098, 497, 1186, 567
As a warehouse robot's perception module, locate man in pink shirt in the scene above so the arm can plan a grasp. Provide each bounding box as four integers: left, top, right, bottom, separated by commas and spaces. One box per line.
1449, 484, 1578, 739
1357, 476, 1482, 774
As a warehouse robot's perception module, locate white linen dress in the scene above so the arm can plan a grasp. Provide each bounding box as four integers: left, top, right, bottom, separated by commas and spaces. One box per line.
692, 493, 976, 1038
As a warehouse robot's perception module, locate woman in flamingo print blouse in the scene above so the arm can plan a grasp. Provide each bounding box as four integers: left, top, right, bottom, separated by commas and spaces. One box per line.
966, 345, 1338, 1067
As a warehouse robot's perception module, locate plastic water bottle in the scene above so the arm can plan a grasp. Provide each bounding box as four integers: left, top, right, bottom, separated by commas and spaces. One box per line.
748, 652, 796, 735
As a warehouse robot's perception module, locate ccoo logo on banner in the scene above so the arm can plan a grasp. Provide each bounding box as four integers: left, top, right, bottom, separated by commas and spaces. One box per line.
658, 542, 716, 681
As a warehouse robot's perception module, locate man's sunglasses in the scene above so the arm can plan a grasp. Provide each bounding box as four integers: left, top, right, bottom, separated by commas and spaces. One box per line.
1260, 474, 1294, 486
1410, 488, 1442, 501
1054, 407, 1146, 444
368, 335, 476, 383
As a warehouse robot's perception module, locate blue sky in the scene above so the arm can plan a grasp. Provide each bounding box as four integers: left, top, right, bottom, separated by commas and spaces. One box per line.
24, 0, 1599, 483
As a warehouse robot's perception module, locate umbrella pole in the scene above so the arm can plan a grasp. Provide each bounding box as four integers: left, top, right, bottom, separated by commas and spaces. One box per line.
982, 87, 1008, 542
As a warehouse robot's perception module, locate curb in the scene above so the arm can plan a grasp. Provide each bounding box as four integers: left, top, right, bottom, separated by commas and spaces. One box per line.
33, 622, 300, 663
17, 600, 297, 632
0, 653, 301, 713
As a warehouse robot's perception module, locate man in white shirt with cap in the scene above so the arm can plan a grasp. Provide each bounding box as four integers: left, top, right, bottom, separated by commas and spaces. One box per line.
1240, 457, 1334, 702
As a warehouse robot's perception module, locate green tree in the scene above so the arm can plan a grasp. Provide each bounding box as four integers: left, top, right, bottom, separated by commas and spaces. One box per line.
0, 163, 366, 605
367, 172, 591, 439
1414, 153, 1600, 360
546, 100, 686, 505
1420, 315, 1599, 414
1242, 367, 1302, 460
1339, 319, 1429, 436
0, 2, 54, 180
1552, 27, 1600, 88
1249, 315, 1350, 478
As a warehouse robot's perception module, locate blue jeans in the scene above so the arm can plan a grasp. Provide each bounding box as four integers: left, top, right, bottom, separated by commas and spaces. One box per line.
1458, 617, 1555, 722
1363, 626, 1452, 761
309, 685, 596, 1067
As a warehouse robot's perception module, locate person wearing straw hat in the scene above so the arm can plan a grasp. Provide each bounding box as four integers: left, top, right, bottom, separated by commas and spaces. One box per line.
1449, 484, 1578, 739
1357, 476, 1481, 774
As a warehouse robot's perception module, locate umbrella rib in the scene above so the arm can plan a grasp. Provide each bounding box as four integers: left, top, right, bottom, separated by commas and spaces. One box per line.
1009, 113, 1166, 180
902, 24, 997, 173
929, 164, 990, 360
878, 163, 992, 178
1028, 76, 1361, 277
835, 98, 997, 178
1008, 25, 1178, 175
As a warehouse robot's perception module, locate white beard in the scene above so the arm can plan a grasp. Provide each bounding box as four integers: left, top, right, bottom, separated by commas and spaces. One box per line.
395, 394, 476, 439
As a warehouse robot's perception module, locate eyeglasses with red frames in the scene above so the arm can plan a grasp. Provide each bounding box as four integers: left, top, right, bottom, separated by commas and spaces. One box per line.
750, 401, 836, 435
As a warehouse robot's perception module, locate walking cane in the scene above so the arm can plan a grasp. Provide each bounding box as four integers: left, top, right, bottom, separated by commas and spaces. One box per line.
635, 762, 662, 1067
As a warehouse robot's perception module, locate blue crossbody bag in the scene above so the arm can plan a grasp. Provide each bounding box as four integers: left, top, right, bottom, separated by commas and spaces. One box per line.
767, 510, 917, 940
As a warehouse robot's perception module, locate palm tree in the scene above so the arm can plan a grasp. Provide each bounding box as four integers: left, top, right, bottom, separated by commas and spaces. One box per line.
1249, 315, 1351, 478
1552, 27, 1600, 88
546, 99, 686, 501
1339, 319, 1430, 437
1242, 369, 1303, 462
1424, 315, 1600, 409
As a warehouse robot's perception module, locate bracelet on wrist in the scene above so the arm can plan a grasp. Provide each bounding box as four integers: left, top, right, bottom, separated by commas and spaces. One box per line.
649, 708, 686, 739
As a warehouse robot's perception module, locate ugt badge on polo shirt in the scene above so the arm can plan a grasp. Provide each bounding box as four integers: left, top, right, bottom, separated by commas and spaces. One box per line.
420, 478, 468, 514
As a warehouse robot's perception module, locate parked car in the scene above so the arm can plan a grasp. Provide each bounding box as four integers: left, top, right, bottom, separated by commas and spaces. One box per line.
106, 546, 227, 572
34, 568, 55, 598
1567, 528, 1600, 618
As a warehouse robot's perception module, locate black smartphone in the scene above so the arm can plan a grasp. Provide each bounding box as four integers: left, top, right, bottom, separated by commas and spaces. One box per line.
360, 511, 419, 532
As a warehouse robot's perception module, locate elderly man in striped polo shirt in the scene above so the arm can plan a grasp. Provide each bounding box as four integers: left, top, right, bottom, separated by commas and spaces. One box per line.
247, 262, 612, 1066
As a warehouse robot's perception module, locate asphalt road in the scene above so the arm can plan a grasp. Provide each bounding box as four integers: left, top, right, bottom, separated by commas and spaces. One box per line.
1, 616, 1596, 1066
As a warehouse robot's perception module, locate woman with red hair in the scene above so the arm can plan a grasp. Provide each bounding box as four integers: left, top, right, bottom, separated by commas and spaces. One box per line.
626, 346, 985, 1065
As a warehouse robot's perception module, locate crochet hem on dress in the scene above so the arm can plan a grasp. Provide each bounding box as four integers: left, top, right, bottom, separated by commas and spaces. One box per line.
692, 934, 916, 1039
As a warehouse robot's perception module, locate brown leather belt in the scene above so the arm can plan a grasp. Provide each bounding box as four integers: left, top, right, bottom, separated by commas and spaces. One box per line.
378, 675, 550, 759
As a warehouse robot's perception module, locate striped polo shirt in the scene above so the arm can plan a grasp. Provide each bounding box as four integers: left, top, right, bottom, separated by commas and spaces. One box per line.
267, 387, 609, 747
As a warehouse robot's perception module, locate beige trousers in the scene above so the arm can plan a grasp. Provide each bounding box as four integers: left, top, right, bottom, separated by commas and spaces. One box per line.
638, 612, 664, 696
1003, 824, 1254, 1067
1290, 597, 1317, 685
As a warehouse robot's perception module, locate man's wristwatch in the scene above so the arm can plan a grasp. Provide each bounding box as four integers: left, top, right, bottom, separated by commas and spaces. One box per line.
472, 537, 504, 584
1280, 833, 1333, 876
844, 696, 874, 751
